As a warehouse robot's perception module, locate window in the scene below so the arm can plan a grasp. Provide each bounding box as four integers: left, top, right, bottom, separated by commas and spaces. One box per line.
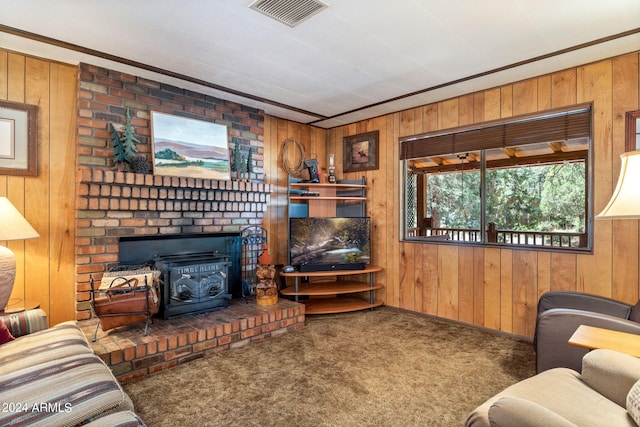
400, 104, 592, 251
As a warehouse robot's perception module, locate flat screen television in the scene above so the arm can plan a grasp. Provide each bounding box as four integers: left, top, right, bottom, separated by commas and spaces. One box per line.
289, 217, 371, 272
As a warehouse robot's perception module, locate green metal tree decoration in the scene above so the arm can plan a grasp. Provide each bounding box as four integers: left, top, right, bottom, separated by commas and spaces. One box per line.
110, 123, 128, 172
230, 140, 237, 176
121, 107, 139, 163
246, 147, 253, 181
240, 153, 248, 181
111, 107, 140, 172
232, 140, 242, 181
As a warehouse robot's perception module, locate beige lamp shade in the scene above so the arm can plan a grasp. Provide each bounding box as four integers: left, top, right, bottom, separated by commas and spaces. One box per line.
0, 197, 40, 241
0, 197, 39, 311
596, 151, 640, 219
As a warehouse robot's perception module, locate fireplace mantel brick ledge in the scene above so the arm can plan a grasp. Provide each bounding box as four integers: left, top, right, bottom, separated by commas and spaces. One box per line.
74, 166, 274, 320
76, 167, 272, 212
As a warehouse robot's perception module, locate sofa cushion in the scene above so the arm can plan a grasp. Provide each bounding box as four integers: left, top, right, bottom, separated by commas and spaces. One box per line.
0, 321, 93, 375
81, 410, 146, 427
0, 308, 48, 337
0, 353, 134, 427
0, 318, 14, 344
627, 379, 640, 425
465, 368, 635, 427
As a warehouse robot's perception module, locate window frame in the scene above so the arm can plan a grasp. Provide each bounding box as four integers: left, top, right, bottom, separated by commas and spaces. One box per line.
399, 103, 594, 253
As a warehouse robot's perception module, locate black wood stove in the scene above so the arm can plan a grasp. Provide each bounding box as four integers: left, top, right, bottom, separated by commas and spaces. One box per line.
154, 252, 231, 319
117, 233, 242, 320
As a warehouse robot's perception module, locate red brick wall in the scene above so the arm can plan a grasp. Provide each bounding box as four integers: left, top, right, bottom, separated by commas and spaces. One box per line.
75, 63, 270, 319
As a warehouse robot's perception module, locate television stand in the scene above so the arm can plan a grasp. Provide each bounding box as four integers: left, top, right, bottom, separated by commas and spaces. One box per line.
280, 265, 383, 315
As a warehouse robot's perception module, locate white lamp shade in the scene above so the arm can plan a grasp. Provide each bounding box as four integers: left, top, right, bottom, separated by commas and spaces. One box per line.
597, 151, 640, 219
0, 197, 39, 241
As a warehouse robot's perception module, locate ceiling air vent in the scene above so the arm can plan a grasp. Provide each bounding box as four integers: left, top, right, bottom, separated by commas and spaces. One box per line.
249, 0, 329, 27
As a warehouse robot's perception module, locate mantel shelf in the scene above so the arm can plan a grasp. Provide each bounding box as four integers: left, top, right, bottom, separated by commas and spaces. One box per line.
289, 196, 366, 201
290, 183, 366, 189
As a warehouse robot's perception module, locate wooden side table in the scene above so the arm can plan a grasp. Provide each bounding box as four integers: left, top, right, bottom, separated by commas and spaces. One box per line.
0, 298, 40, 315
568, 324, 640, 357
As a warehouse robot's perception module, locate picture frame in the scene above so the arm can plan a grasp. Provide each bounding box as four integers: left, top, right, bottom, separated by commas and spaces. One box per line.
0, 100, 38, 176
151, 111, 230, 180
343, 130, 379, 173
626, 109, 640, 152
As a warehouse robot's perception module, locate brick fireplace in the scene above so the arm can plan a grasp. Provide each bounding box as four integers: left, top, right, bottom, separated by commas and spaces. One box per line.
72, 63, 305, 380
74, 168, 306, 381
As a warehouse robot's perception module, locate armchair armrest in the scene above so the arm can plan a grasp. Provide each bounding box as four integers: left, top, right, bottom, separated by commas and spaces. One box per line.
535, 308, 640, 373
537, 291, 632, 319
580, 349, 640, 407
488, 397, 577, 427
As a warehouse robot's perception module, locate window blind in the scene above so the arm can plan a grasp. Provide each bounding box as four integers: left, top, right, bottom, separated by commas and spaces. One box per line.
400, 105, 591, 160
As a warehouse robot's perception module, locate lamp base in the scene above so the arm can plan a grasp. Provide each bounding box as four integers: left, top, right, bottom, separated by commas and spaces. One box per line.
0, 245, 17, 312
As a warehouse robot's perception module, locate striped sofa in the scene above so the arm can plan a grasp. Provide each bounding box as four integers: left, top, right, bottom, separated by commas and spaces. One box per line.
0, 309, 145, 427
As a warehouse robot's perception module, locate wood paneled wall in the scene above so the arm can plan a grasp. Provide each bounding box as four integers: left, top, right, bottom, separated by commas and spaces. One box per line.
4, 45, 640, 339
264, 52, 640, 339
262, 116, 327, 264
0, 50, 77, 325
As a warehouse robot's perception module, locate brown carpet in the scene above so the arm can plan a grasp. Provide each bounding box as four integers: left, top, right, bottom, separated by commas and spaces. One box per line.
123, 306, 535, 427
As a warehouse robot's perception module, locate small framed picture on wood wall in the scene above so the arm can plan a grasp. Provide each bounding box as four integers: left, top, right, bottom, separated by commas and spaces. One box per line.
343, 130, 379, 173
0, 100, 38, 176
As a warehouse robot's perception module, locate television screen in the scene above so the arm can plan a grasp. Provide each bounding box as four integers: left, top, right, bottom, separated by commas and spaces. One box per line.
289, 217, 371, 272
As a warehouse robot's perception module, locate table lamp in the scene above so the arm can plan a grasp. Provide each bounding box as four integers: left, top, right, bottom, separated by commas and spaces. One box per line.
0, 197, 39, 311
596, 151, 640, 219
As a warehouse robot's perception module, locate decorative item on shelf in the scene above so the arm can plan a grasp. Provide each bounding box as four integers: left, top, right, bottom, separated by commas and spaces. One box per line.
304, 158, 320, 183
110, 107, 140, 172
246, 147, 253, 182
241, 153, 248, 182
256, 244, 278, 306
231, 139, 242, 181
131, 156, 149, 174
0, 198, 39, 311
328, 153, 336, 183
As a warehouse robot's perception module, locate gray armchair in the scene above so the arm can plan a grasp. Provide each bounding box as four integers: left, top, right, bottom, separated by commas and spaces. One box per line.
534, 291, 640, 373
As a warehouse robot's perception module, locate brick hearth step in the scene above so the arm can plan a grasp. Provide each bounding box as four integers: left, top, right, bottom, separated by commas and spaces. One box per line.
78, 299, 304, 382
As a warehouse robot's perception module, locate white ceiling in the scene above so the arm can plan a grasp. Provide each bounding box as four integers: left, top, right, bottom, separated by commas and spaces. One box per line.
1, 0, 640, 128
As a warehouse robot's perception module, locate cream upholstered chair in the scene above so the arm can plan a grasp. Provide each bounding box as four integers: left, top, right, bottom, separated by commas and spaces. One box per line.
465, 349, 640, 427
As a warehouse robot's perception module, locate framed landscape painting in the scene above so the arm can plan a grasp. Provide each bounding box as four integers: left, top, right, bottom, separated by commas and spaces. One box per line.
151, 112, 230, 180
